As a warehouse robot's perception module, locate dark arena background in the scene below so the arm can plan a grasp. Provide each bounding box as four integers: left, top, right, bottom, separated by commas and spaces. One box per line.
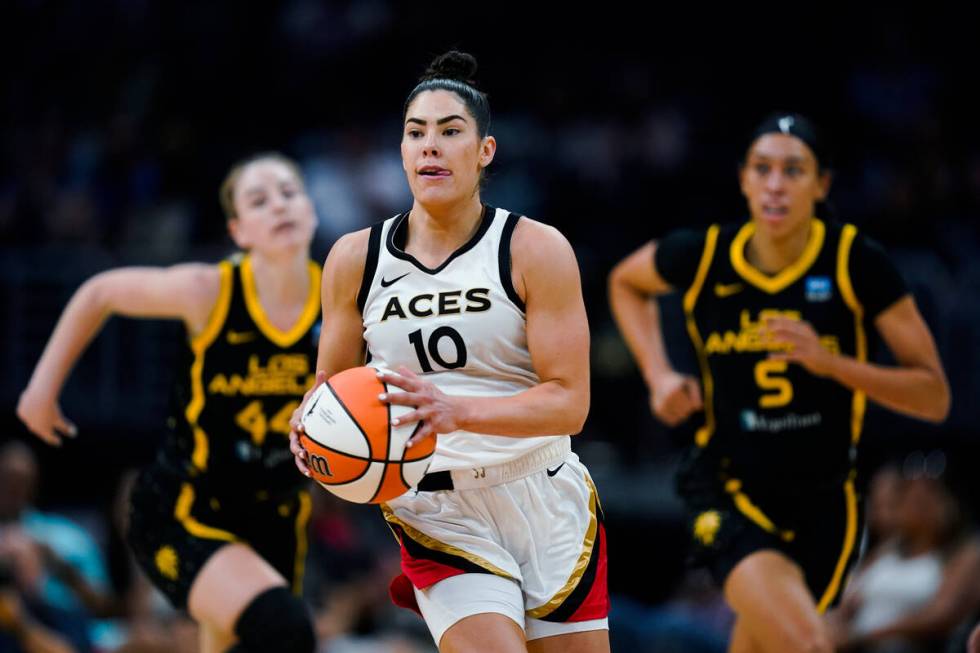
2, 4, 979, 652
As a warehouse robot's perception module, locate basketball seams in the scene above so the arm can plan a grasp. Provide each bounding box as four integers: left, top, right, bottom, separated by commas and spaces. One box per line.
366, 380, 397, 503
324, 377, 374, 457
303, 366, 434, 503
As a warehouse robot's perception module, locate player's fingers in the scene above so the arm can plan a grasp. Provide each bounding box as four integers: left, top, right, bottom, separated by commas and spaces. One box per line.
395, 365, 420, 379
34, 427, 62, 448
377, 369, 417, 392
54, 415, 77, 439
391, 408, 425, 427
289, 433, 308, 461
380, 390, 427, 407
683, 378, 704, 408
406, 422, 433, 448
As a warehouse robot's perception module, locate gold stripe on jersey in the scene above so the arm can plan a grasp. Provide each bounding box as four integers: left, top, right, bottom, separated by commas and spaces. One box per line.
380, 505, 516, 581
175, 483, 237, 542
186, 262, 234, 471
292, 491, 312, 595
241, 256, 322, 348
684, 225, 720, 448
526, 474, 599, 619
730, 219, 826, 294
816, 476, 859, 613
836, 225, 867, 445
725, 479, 795, 542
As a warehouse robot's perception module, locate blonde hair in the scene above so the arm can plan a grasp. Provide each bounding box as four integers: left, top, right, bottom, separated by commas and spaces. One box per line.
218, 152, 304, 220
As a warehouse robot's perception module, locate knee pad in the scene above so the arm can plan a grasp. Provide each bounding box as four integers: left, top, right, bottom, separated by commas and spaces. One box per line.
231, 586, 315, 653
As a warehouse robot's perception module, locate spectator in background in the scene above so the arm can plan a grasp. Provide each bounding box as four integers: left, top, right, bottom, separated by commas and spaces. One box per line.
0, 440, 104, 653
831, 451, 980, 652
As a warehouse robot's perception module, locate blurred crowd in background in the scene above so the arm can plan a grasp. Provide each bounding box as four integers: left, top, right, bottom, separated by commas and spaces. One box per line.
2, 2, 979, 651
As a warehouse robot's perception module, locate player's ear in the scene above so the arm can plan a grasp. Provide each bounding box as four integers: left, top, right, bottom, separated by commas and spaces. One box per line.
227, 218, 250, 249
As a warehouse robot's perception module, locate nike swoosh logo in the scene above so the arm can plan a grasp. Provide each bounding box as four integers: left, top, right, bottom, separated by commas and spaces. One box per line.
546, 463, 565, 477
226, 331, 257, 344
380, 273, 410, 288
714, 283, 744, 298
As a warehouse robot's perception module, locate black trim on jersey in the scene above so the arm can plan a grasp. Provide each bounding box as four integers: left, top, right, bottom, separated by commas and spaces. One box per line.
386, 204, 495, 274
498, 212, 526, 312
392, 523, 497, 577
356, 222, 384, 312
540, 509, 605, 622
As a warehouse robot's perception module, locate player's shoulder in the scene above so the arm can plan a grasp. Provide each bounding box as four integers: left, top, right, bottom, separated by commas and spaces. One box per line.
509, 215, 572, 257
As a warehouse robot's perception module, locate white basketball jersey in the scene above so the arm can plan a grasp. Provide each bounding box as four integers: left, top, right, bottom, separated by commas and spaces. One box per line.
358, 205, 568, 472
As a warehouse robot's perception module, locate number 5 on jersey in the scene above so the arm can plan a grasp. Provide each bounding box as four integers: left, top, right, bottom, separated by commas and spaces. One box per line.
409, 327, 467, 372
754, 359, 793, 408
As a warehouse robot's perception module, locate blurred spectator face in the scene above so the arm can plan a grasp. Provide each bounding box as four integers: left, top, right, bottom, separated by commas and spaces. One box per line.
0, 444, 38, 522
897, 478, 952, 542
739, 133, 830, 241
867, 467, 902, 540
401, 89, 495, 208
227, 159, 317, 254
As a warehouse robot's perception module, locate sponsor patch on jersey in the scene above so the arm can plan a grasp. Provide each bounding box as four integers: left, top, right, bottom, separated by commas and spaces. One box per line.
740, 409, 823, 433
805, 275, 832, 302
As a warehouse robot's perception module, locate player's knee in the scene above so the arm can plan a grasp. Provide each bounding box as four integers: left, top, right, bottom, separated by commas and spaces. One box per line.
231, 586, 315, 653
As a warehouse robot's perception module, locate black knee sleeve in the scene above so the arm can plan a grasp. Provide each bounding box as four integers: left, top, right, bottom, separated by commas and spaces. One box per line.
228, 586, 315, 653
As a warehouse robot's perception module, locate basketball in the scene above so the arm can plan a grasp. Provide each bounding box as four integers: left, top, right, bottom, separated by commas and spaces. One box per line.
299, 366, 436, 503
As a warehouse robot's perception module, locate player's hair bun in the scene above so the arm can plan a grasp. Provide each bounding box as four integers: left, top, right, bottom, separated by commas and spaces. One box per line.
421, 51, 479, 86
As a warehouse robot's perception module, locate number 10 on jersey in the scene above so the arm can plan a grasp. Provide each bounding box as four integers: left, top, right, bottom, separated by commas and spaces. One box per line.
408, 327, 467, 372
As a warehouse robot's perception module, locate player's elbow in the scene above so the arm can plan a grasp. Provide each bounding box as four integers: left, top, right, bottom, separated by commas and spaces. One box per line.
925, 384, 951, 423
922, 372, 951, 423
563, 392, 590, 435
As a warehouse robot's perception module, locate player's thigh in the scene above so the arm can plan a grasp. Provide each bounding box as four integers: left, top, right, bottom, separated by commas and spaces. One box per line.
415, 573, 526, 652
526, 628, 609, 653
187, 542, 287, 636
440, 613, 526, 653
723, 550, 830, 653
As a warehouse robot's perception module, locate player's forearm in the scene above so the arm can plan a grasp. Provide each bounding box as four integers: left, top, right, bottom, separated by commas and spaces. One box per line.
826, 355, 950, 422
26, 278, 112, 397
608, 281, 674, 387
452, 379, 589, 437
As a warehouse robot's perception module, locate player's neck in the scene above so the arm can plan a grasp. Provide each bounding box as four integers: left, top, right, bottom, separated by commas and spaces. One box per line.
405, 197, 484, 261
746, 221, 812, 275
247, 251, 311, 319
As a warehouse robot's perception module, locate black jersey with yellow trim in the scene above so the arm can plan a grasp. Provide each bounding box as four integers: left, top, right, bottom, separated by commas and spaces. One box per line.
158, 254, 321, 498
662, 219, 906, 489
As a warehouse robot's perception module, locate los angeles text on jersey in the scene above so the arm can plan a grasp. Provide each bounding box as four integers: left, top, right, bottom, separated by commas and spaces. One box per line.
380, 288, 491, 321
704, 309, 840, 356
207, 353, 315, 396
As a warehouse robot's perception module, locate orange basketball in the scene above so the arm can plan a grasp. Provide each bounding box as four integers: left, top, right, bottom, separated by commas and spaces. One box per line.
299, 366, 436, 503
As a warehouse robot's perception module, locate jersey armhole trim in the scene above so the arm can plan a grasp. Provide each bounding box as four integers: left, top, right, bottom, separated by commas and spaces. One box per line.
189, 261, 234, 352
498, 213, 526, 313
683, 224, 720, 312
357, 222, 383, 313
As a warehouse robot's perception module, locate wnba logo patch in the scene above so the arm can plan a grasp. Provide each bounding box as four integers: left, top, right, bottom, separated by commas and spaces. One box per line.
805, 276, 832, 302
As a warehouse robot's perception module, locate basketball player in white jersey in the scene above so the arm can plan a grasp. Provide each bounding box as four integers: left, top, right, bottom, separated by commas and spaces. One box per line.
289, 51, 610, 652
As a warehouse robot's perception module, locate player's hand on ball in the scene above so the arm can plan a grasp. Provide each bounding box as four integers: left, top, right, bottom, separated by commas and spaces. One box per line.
16, 386, 77, 447
377, 366, 459, 447
650, 370, 703, 426
289, 370, 327, 477
765, 316, 835, 377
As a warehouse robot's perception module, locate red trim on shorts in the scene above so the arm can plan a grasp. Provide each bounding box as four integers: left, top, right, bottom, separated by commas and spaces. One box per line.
388, 525, 474, 614
568, 523, 610, 621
